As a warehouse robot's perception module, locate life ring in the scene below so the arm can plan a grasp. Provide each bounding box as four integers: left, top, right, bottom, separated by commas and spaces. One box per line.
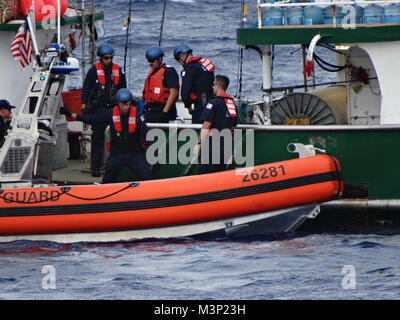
19, 0, 67, 22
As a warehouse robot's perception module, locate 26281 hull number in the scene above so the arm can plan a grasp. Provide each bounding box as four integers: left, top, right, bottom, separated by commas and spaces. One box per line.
241, 165, 286, 183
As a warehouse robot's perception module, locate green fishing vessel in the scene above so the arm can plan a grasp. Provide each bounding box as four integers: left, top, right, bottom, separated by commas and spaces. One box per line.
143, 1, 400, 232
233, 1, 400, 212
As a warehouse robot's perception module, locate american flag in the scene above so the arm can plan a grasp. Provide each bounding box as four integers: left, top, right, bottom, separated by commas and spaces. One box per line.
10, 19, 32, 68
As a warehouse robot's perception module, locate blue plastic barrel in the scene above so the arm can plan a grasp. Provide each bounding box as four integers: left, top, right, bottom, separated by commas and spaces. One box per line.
262, 7, 284, 26
355, 5, 364, 24
284, 6, 304, 25
323, 6, 345, 24
364, 4, 384, 24
384, 3, 400, 23
304, 6, 324, 25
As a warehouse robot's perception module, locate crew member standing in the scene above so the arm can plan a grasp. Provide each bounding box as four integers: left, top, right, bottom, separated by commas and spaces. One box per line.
173, 44, 215, 124
81, 44, 127, 177
142, 46, 179, 123
0, 99, 15, 147
194, 75, 237, 174
62, 89, 152, 183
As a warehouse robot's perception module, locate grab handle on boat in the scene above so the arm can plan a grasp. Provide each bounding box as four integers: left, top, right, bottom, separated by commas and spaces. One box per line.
287, 143, 325, 158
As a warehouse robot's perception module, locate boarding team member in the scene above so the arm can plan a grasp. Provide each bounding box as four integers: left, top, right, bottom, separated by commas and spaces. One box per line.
194, 75, 238, 175
142, 46, 179, 123
81, 44, 127, 177
0, 99, 14, 148
173, 44, 215, 124
61, 89, 152, 183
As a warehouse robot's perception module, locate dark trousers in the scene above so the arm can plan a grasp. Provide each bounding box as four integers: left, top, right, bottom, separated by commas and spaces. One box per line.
191, 106, 205, 124
91, 107, 107, 170
198, 139, 230, 175
102, 151, 152, 183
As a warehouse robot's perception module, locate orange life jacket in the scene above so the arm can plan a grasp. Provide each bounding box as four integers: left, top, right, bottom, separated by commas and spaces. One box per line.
142, 64, 170, 104
112, 106, 136, 133
217, 94, 237, 117
186, 57, 215, 103
186, 56, 215, 72
96, 62, 120, 85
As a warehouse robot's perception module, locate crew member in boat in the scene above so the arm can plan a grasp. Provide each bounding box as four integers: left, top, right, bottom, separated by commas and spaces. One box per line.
142, 46, 179, 123
61, 88, 152, 183
173, 44, 215, 124
0, 99, 15, 147
194, 75, 237, 174
81, 44, 127, 177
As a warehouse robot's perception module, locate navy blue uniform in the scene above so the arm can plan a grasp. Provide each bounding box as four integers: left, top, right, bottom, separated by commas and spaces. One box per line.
81, 64, 127, 172
143, 65, 179, 123
76, 108, 151, 183
181, 57, 214, 124
199, 95, 238, 174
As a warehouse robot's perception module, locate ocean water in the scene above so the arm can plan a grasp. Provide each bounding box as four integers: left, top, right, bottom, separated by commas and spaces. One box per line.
1, 0, 399, 302
0, 234, 400, 300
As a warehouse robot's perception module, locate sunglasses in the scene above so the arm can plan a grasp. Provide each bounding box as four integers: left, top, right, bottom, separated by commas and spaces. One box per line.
147, 58, 156, 63
102, 56, 113, 60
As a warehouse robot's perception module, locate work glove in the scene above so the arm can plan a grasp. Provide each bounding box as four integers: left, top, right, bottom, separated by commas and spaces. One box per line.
60, 107, 72, 117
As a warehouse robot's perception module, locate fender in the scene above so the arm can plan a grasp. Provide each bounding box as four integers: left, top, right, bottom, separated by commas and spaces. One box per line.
20, 0, 67, 21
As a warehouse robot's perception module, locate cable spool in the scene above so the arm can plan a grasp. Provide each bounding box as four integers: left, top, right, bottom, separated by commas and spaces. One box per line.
271, 86, 347, 125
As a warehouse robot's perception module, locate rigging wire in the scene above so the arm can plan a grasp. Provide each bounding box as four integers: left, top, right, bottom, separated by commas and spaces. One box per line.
158, 0, 167, 47
236, 0, 247, 99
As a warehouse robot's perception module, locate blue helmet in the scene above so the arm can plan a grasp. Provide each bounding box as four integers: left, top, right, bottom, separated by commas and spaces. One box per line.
145, 46, 164, 61
173, 44, 192, 61
116, 89, 133, 103
97, 44, 114, 57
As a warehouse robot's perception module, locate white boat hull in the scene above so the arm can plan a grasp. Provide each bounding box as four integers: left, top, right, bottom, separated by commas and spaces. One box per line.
0, 204, 320, 243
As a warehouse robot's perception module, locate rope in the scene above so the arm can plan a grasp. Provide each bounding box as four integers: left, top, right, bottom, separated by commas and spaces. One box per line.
61, 182, 139, 201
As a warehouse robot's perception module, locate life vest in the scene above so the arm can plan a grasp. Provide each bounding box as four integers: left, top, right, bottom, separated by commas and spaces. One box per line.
207, 95, 237, 137
186, 56, 215, 72
90, 63, 120, 108
109, 106, 141, 154
112, 106, 136, 133
185, 57, 215, 103
217, 94, 237, 117
142, 64, 170, 104
96, 62, 120, 85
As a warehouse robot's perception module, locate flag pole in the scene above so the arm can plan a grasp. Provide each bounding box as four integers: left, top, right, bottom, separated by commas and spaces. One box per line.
26, 12, 42, 67
57, 0, 61, 46
31, 0, 35, 35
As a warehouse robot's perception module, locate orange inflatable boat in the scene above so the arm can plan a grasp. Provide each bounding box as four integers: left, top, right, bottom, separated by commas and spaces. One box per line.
0, 154, 342, 243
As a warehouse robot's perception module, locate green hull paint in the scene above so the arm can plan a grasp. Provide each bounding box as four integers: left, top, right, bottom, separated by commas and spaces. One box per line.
249, 127, 400, 200
237, 24, 400, 46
